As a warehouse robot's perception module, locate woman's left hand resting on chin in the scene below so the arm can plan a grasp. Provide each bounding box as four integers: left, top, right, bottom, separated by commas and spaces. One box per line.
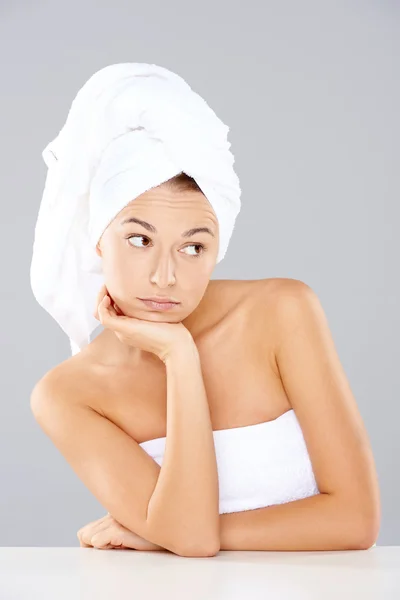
77, 513, 165, 551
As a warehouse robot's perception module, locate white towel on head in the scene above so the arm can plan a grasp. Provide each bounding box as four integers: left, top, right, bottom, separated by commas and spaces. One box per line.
30, 62, 241, 356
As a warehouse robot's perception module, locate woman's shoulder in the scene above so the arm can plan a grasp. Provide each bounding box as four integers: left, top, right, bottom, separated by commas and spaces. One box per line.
200, 277, 310, 347
213, 276, 308, 292
212, 276, 310, 309
32, 278, 310, 409
243, 277, 314, 333
31, 349, 108, 414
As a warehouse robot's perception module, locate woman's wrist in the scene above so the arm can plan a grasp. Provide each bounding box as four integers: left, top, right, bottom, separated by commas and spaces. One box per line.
162, 333, 199, 365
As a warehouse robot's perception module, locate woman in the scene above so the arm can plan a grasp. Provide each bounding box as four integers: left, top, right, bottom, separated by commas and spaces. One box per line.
30, 64, 380, 556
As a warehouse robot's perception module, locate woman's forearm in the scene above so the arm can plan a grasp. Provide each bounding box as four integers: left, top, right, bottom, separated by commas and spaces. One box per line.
219, 492, 377, 551
145, 338, 220, 556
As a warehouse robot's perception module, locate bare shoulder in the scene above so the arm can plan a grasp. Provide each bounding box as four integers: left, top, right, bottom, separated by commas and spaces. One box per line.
30, 353, 103, 415
212, 276, 310, 301
255, 276, 318, 337
205, 276, 313, 332
259, 277, 340, 379
254, 277, 316, 314
208, 276, 313, 355
209, 277, 279, 310
258, 276, 312, 299
240, 277, 315, 367
30, 278, 312, 414
212, 276, 312, 316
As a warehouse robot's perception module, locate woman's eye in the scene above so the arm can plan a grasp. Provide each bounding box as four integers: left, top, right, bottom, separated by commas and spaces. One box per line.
127, 234, 150, 248
182, 244, 206, 257
126, 235, 206, 258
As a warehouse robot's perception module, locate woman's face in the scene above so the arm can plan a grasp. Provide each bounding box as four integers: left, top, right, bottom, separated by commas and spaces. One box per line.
95, 184, 219, 323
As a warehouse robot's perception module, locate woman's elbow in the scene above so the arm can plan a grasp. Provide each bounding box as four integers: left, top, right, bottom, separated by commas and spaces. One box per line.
353, 512, 380, 550
175, 538, 220, 558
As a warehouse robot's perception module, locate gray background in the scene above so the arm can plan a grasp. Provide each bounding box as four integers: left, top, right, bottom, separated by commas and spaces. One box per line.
1, 0, 398, 546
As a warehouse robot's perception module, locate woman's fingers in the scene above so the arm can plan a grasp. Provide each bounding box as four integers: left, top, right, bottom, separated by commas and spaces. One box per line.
98, 295, 123, 330
77, 514, 111, 547
94, 282, 125, 322
90, 530, 112, 549
97, 295, 113, 325
95, 284, 121, 323
93, 284, 107, 319
91, 529, 123, 549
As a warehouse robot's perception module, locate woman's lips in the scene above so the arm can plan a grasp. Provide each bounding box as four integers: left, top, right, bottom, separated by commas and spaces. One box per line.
139, 298, 180, 310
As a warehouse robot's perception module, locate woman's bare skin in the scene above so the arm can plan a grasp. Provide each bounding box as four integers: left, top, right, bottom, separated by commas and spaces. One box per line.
60, 277, 291, 445
38, 274, 380, 551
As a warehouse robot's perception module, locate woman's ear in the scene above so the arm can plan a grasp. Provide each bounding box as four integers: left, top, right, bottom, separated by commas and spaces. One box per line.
96, 243, 102, 257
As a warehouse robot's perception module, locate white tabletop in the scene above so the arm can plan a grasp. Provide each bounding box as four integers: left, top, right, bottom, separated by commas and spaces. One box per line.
0, 546, 398, 599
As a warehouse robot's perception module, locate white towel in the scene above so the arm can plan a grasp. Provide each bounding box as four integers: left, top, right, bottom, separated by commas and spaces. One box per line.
30, 62, 241, 356
139, 409, 321, 514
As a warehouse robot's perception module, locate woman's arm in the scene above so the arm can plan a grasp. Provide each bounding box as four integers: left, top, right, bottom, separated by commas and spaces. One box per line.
145, 339, 220, 556
219, 492, 378, 551
31, 335, 220, 557
223, 279, 379, 551
108, 279, 380, 553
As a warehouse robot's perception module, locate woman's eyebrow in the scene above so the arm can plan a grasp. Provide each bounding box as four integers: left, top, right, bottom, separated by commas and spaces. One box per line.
119, 216, 215, 238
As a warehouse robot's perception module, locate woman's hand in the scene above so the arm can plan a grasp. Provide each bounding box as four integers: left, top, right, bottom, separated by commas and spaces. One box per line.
94, 284, 193, 363
76, 513, 165, 551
